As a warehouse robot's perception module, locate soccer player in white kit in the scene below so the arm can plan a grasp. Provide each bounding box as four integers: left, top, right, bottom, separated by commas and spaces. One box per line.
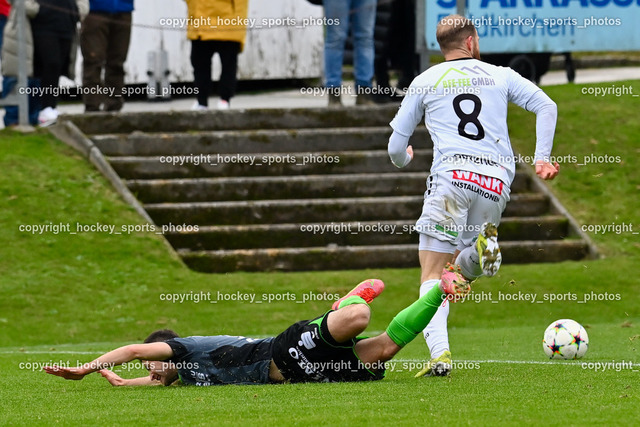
388, 14, 560, 376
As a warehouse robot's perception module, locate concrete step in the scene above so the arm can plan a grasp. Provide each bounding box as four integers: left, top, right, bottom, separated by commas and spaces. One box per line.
127, 172, 532, 203
178, 239, 590, 273
70, 105, 402, 135
144, 193, 549, 226
92, 127, 432, 156
109, 149, 434, 179
59, 104, 595, 271
164, 216, 570, 250
110, 150, 534, 183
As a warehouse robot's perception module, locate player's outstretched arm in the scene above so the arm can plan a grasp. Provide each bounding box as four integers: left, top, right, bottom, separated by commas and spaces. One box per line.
530, 93, 559, 180
99, 370, 160, 387
43, 342, 174, 380
507, 69, 559, 180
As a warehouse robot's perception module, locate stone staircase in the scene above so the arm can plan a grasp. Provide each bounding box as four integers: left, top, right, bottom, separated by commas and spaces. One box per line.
64, 106, 594, 273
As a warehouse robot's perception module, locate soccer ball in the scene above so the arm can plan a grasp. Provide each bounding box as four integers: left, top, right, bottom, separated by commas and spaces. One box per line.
542, 319, 589, 359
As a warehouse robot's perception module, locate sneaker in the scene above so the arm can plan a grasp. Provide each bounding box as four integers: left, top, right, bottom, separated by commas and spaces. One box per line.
476, 222, 501, 277
414, 350, 452, 377
331, 279, 384, 310
191, 102, 208, 111
217, 100, 230, 110
38, 107, 58, 127
438, 263, 471, 299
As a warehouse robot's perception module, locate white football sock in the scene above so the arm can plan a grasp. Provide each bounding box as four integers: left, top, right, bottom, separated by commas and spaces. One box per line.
420, 279, 450, 359
456, 245, 483, 280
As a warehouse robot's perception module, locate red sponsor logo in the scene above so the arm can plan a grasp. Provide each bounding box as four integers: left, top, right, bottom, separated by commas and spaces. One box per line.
452, 170, 503, 195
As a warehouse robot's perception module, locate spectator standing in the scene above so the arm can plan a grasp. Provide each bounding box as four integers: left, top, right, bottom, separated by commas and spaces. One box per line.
185, 0, 249, 110
80, 0, 133, 112
1, 0, 40, 126
323, 0, 377, 106
31, 0, 88, 125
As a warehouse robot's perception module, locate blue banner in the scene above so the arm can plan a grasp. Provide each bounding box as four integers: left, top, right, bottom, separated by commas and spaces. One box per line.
426, 1, 640, 53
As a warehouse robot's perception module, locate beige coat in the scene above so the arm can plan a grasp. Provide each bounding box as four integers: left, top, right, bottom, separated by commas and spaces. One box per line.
2, 0, 39, 76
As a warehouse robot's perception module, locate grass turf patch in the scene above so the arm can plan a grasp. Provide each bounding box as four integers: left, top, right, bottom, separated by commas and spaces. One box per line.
508, 79, 640, 258
1, 79, 639, 425
3, 322, 639, 426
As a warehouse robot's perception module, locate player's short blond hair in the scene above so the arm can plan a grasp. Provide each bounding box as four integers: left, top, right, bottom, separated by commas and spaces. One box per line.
436, 14, 476, 53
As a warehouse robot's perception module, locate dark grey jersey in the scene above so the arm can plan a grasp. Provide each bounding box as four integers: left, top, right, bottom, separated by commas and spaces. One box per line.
166, 336, 274, 386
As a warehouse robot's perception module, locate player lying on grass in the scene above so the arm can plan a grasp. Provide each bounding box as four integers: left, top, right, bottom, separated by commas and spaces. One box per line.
44, 271, 471, 386
387, 14, 560, 377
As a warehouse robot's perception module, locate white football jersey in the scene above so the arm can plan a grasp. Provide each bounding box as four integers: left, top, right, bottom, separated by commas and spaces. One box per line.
390, 58, 550, 185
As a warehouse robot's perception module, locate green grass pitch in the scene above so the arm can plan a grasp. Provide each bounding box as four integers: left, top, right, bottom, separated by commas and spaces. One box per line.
0, 81, 638, 425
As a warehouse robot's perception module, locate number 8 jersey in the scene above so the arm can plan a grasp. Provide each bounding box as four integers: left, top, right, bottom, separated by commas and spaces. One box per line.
389, 58, 556, 186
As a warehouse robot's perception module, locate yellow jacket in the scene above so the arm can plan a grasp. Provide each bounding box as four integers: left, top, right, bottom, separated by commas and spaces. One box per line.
184, 0, 249, 51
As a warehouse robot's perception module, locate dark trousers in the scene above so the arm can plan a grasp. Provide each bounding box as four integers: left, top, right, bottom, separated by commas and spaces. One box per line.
374, 0, 416, 89
190, 39, 240, 106
80, 12, 132, 111
32, 33, 72, 109
0, 15, 7, 50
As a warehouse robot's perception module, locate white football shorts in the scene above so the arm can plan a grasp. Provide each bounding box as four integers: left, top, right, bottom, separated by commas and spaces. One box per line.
416, 170, 511, 254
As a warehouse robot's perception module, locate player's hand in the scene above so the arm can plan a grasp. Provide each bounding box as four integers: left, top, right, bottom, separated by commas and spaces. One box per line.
406, 145, 414, 160
99, 369, 126, 386
535, 161, 560, 180
43, 365, 88, 380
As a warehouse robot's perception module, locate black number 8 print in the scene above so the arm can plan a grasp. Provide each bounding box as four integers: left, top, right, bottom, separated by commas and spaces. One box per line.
453, 94, 485, 141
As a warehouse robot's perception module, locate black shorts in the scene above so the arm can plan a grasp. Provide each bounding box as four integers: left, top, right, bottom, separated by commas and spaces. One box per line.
271, 311, 386, 383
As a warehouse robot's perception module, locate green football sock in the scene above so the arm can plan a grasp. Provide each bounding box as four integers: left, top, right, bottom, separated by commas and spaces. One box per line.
385, 284, 446, 347
337, 295, 367, 309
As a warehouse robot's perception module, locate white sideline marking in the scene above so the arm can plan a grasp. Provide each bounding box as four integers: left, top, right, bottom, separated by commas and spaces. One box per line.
2, 351, 637, 368
394, 358, 640, 367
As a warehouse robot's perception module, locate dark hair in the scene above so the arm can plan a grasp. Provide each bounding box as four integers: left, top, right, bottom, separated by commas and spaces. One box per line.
436, 14, 476, 53
144, 329, 179, 343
